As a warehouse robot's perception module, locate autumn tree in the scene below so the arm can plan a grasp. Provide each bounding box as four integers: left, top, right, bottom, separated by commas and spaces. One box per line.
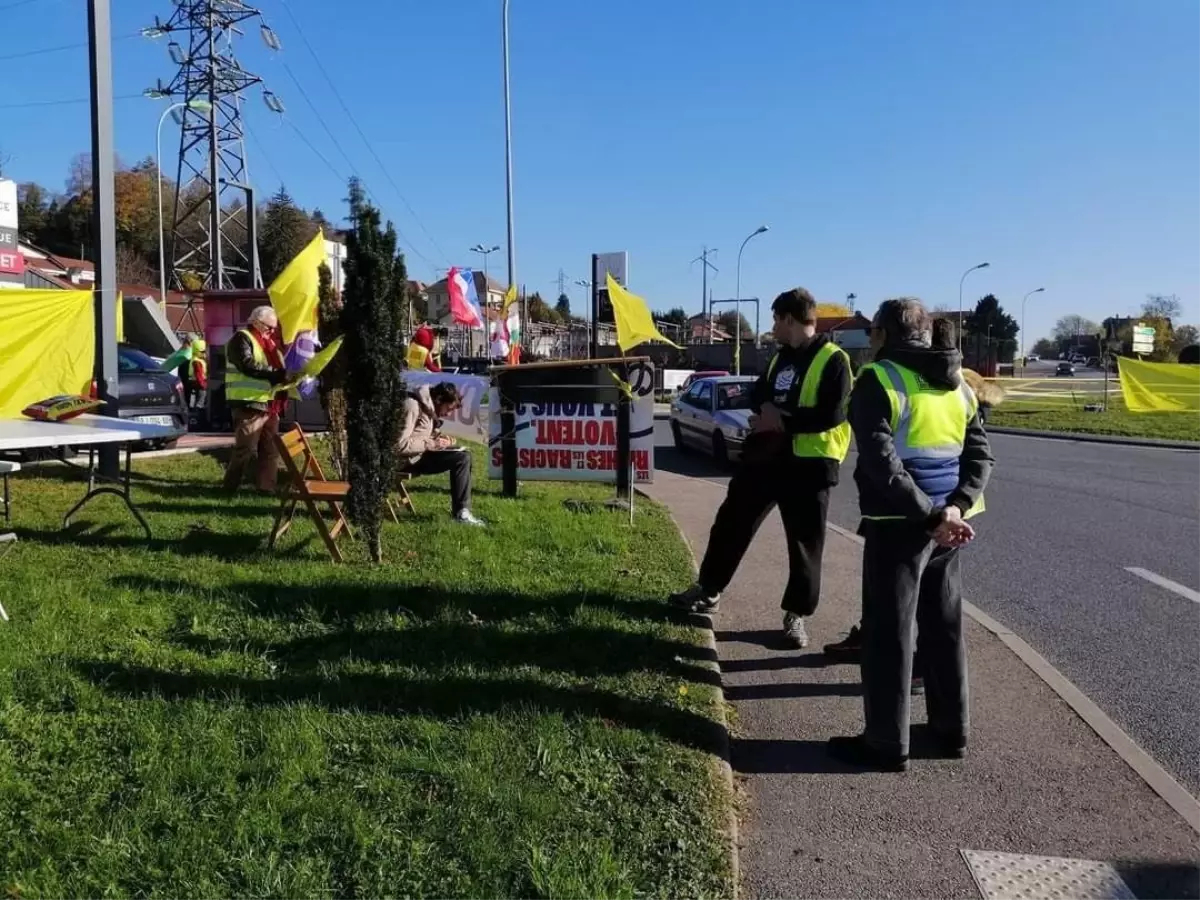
341, 178, 407, 562
717, 310, 753, 339
1142, 294, 1182, 321
815, 303, 853, 318
527, 291, 562, 323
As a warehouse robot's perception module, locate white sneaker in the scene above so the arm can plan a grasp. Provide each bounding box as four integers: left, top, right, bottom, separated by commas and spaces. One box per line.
454, 509, 486, 527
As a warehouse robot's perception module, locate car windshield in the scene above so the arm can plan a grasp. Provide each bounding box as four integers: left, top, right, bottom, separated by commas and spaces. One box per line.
717, 383, 754, 410
118, 347, 162, 373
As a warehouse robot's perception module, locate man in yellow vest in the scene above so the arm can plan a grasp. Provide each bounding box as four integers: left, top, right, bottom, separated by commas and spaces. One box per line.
669, 287, 853, 648
829, 297, 994, 772
221, 305, 290, 493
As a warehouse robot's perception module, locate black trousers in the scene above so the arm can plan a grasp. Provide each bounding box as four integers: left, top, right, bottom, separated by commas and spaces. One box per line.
860, 520, 968, 756
697, 461, 830, 615
404, 450, 472, 514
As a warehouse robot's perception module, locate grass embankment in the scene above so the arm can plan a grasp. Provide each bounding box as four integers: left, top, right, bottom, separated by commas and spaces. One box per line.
0, 446, 730, 898
986, 378, 1199, 442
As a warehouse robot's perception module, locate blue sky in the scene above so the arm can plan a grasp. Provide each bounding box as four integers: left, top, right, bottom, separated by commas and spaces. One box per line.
2, 0, 1197, 343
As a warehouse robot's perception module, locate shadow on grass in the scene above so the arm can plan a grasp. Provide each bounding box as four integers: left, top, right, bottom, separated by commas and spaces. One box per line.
74, 660, 726, 755
18, 523, 282, 563
174, 620, 721, 687
114, 574, 686, 627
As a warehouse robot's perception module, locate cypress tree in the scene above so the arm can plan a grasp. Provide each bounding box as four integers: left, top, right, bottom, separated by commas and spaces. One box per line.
340, 178, 407, 562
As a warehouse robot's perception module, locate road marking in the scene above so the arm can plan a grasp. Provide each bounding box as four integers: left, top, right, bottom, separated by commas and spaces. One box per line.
1124, 567, 1200, 604
961, 850, 1136, 900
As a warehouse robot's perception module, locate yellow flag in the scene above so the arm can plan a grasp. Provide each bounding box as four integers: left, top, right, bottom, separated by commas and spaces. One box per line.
1117, 356, 1200, 413
502, 282, 518, 311
116, 290, 124, 344
0, 289, 94, 417
269, 229, 326, 343
605, 273, 681, 352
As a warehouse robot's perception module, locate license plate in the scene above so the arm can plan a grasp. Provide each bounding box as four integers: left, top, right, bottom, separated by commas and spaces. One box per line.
135, 416, 175, 427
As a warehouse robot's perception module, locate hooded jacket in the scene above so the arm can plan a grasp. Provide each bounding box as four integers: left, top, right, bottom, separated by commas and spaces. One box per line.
396, 384, 440, 464
848, 341, 994, 527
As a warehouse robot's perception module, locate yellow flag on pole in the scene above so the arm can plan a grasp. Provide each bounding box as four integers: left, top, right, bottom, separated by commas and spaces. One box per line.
1117, 356, 1200, 412
605, 273, 681, 352
502, 282, 518, 311
269, 229, 326, 343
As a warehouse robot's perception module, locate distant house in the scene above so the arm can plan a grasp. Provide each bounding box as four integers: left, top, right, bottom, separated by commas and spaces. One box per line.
686, 312, 732, 343
423, 271, 508, 327
817, 312, 873, 349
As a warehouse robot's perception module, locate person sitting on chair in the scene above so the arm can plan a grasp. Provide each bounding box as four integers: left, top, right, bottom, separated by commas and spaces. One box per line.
395, 382, 485, 526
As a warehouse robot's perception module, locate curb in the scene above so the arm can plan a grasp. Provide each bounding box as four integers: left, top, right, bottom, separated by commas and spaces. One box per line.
638, 486, 741, 899
983, 426, 1199, 451
825, 521, 1200, 836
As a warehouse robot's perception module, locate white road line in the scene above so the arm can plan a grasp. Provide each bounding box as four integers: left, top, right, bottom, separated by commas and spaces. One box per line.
1124, 567, 1200, 604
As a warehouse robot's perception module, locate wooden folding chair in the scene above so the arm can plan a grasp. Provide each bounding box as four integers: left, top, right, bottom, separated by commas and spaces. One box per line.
386, 472, 417, 523
269, 425, 353, 563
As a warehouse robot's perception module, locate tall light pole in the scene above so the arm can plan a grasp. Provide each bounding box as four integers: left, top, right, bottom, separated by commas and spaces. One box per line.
501, 0, 516, 339
1021, 287, 1044, 366
155, 97, 211, 308
957, 261, 990, 352
691, 246, 718, 344
734, 225, 768, 375
575, 278, 592, 353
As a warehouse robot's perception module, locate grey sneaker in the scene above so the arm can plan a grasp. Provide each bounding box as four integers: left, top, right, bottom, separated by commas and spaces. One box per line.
668, 584, 720, 614
454, 509, 486, 527
783, 613, 809, 648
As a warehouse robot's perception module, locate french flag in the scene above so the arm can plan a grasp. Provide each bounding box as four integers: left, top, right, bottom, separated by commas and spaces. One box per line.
447, 267, 485, 328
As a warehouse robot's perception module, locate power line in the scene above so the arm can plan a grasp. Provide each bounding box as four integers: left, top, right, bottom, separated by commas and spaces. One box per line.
0, 0, 44, 12
0, 32, 139, 64
275, 0, 451, 267
244, 121, 286, 191
0, 93, 142, 110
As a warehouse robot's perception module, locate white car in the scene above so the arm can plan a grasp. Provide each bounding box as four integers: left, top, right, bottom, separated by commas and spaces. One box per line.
669, 376, 757, 464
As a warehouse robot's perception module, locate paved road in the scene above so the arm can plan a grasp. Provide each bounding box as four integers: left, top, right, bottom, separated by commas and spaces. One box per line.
653, 420, 1200, 795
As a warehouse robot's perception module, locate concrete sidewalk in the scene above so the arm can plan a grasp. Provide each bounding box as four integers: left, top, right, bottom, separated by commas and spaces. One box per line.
641, 470, 1199, 900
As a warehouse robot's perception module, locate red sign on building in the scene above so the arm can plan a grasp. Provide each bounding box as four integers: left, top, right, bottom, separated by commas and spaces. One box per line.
0, 249, 25, 276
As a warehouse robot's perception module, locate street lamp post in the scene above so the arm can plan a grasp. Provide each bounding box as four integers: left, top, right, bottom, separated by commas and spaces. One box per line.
1021, 287, 1045, 368
501, 0, 516, 341
957, 261, 990, 353
155, 98, 211, 307
575, 278, 592, 354
734, 225, 768, 375
470, 243, 500, 283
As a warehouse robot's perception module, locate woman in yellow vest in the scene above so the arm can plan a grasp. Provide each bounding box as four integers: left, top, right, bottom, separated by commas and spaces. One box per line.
669, 288, 854, 649
829, 298, 994, 773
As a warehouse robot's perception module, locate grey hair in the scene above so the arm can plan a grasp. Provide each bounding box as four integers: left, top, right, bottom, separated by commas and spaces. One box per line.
872, 297, 931, 346
248, 305, 278, 328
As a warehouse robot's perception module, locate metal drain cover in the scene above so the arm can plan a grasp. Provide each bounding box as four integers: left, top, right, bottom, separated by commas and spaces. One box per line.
961, 850, 1137, 900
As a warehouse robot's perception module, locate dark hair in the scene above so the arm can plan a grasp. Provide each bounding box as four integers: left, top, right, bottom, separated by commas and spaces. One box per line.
931, 317, 957, 350
1179, 344, 1199, 365
430, 382, 461, 407
771, 287, 818, 325
872, 297, 931, 346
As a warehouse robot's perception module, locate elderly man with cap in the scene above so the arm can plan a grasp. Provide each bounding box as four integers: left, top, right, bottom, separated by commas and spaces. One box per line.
222, 305, 289, 493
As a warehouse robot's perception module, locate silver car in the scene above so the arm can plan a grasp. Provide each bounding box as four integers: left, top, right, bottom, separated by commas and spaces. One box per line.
669, 375, 757, 463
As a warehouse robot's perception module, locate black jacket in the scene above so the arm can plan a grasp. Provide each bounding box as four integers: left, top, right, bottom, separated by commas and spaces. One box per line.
749, 336, 853, 487
226, 330, 287, 412
848, 341, 994, 527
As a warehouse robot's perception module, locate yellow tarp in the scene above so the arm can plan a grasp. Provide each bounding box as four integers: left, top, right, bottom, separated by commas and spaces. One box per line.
269, 230, 325, 344
0, 289, 95, 417
605, 273, 681, 352
1117, 356, 1200, 413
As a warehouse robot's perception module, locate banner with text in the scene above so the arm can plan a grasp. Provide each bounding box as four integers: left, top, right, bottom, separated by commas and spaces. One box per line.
404, 370, 491, 436
487, 360, 656, 484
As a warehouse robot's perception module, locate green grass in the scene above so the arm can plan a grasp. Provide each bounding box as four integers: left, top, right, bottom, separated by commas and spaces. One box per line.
989, 397, 1199, 441
0, 446, 731, 898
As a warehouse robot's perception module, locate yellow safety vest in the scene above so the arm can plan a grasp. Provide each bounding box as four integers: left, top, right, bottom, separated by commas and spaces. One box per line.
766, 342, 853, 462
224, 328, 275, 404
859, 359, 985, 519
406, 338, 442, 370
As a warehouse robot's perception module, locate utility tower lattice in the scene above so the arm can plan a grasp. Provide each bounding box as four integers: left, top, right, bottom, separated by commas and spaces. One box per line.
145, 1, 282, 291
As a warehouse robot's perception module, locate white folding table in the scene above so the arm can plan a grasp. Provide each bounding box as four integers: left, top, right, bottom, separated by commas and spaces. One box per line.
0, 415, 178, 538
